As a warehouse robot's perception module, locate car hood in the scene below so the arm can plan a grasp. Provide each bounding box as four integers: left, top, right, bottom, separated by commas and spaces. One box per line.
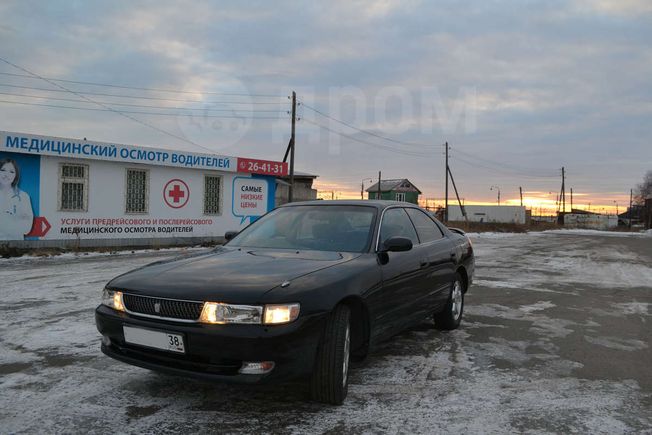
107, 247, 360, 303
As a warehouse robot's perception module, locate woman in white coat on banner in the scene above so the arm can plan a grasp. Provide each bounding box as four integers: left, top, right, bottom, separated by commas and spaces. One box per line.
0, 158, 34, 240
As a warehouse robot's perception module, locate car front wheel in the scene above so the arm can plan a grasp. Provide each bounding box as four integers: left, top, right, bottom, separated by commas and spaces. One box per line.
310, 304, 351, 405
434, 273, 464, 330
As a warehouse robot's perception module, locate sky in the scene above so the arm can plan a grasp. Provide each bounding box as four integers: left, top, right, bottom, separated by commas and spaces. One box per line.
0, 0, 650, 214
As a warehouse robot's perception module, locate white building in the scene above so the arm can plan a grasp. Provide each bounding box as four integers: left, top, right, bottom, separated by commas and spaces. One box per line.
563, 212, 618, 230
448, 205, 528, 224
0, 130, 287, 248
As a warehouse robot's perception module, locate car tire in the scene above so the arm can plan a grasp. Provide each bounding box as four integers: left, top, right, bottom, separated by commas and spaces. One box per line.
310, 304, 351, 405
434, 273, 464, 330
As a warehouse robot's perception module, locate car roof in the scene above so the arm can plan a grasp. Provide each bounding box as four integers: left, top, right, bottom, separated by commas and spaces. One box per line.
279, 200, 422, 211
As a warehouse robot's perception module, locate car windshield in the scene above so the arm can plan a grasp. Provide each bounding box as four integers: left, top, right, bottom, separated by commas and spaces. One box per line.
228, 205, 376, 253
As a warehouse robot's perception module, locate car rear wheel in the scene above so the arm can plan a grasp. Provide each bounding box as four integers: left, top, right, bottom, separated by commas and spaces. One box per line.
434, 273, 464, 330
310, 304, 351, 405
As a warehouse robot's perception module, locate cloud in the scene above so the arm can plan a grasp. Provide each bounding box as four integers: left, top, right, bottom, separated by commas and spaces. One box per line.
0, 0, 650, 205
573, 0, 652, 17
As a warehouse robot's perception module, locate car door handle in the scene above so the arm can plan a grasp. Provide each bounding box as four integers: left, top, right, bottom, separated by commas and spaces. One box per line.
420, 260, 429, 268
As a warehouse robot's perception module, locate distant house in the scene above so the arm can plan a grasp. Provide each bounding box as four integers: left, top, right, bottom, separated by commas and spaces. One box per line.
365, 179, 421, 204
618, 204, 646, 227
275, 171, 318, 206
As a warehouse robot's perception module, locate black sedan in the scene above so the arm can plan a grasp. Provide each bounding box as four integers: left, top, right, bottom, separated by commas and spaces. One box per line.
95, 200, 474, 404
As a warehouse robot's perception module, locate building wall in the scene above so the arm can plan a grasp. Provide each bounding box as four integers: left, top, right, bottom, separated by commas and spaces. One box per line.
563, 213, 618, 229
368, 191, 419, 204
1, 152, 275, 247
275, 178, 317, 206
448, 205, 527, 224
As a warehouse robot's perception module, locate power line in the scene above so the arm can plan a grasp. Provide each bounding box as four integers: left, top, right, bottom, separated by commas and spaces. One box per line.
0, 71, 285, 98
451, 147, 558, 177
302, 118, 432, 157
301, 101, 433, 149
0, 90, 286, 113
0, 57, 231, 153
305, 111, 561, 177
0, 83, 284, 105
301, 100, 560, 177
450, 154, 559, 179
0, 99, 286, 119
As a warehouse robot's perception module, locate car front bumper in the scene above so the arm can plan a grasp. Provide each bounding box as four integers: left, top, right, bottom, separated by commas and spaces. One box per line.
95, 305, 326, 383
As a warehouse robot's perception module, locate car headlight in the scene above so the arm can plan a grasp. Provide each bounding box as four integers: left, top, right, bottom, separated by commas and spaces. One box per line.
263, 303, 300, 325
102, 289, 125, 312
199, 302, 300, 325
199, 303, 263, 324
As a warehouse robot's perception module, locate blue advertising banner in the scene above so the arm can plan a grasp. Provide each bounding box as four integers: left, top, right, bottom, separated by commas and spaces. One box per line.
1, 130, 235, 172
0, 151, 40, 240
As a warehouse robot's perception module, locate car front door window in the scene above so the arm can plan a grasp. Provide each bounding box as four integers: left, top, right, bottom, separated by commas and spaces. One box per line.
379, 208, 419, 247
405, 208, 444, 243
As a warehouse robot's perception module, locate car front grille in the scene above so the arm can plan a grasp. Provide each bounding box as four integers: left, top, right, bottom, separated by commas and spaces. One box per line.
122, 294, 204, 321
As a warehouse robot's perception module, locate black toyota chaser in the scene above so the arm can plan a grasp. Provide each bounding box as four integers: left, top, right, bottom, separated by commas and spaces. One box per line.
95, 200, 474, 404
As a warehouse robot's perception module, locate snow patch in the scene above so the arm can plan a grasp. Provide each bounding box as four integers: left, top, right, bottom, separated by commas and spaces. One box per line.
543, 229, 651, 238
615, 302, 649, 316
519, 301, 556, 313
584, 336, 648, 351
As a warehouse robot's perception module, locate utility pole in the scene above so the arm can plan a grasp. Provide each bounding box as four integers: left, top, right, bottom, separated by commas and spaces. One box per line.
561, 166, 566, 214
519, 186, 523, 207
448, 166, 468, 223
629, 189, 633, 229
288, 91, 296, 203
377, 171, 382, 200
490, 185, 500, 205
360, 178, 373, 200
570, 188, 573, 211
444, 142, 449, 222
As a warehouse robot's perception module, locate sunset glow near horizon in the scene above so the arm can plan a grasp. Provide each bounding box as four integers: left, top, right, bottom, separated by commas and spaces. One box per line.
313, 179, 630, 216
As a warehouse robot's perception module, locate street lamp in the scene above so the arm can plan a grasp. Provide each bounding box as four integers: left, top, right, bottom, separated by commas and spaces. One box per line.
613, 201, 619, 216
361, 178, 374, 200
490, 185, 501, 206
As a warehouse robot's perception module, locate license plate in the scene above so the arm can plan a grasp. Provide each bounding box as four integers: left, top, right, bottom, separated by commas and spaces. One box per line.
123, 326, 185, 354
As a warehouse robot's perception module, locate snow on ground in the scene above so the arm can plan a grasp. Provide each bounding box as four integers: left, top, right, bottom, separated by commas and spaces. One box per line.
0, 233, 651, 433
518, 300, 556, 313
542, 228, 652, 238
469, 231, 652, 290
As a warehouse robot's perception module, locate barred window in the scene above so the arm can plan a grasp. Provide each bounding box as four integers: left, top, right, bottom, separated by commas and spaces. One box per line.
204, 175, 222, 215
125, 169, 149, 214
59, 164, 88, 211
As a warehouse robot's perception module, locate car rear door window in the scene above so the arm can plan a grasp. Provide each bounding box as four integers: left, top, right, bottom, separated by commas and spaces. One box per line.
379, 208, 419, 245
405, 208, 444, 243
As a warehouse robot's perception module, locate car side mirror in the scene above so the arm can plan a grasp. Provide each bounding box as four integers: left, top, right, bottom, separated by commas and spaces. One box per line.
224, 231, 238, 241
381, 236, 413, 252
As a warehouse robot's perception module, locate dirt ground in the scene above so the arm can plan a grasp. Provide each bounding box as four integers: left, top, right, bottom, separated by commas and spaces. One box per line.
1, 232, 650, 434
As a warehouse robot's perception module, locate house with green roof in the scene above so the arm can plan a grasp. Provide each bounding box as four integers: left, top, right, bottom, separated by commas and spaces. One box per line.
365, 179, 421, 204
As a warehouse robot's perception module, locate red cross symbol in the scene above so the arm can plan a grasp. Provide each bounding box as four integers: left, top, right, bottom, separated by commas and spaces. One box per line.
169, 184, 185, 203
163, 179, 190, 208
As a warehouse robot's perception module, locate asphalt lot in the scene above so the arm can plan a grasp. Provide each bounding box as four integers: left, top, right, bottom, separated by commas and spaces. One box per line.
1, 231, 651, 434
